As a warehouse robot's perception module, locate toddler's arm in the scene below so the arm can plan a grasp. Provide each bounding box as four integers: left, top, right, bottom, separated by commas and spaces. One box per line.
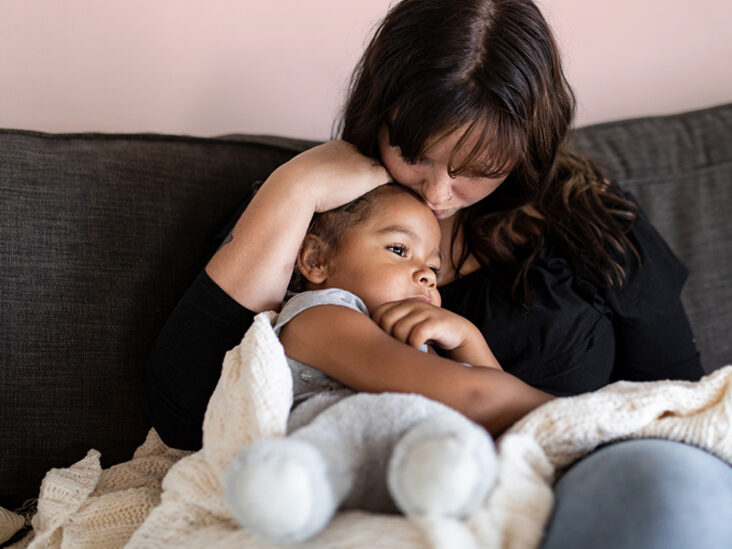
278, 304, 552, 436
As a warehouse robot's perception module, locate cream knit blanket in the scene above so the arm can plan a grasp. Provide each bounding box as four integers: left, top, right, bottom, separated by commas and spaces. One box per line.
8, 311, 732, 549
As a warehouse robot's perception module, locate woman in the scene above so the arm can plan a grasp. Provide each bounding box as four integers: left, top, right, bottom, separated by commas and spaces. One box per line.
148, 1, 732, 547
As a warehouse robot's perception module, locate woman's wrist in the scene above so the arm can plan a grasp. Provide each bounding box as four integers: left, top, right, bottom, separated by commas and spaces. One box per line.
264, 163, 322, 212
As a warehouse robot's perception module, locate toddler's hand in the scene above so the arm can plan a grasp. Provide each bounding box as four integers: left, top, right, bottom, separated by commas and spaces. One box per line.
371, 299, 473, 351
372, 299, 501, 369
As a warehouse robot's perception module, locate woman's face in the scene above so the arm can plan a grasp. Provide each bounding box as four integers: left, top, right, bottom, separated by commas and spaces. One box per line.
378, 125, 508, 221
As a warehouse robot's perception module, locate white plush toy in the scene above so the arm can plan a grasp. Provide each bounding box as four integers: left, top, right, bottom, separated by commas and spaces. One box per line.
224, 289, 498, 544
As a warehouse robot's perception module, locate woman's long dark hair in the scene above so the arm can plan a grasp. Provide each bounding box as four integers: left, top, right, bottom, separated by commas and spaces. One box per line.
337, 0, 638, 306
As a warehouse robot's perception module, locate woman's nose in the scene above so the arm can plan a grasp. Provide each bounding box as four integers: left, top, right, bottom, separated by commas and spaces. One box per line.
421, 174, 453, 206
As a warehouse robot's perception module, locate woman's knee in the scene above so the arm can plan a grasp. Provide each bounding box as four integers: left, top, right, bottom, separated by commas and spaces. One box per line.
577, 438, 732, 499
541, 439, 732, 549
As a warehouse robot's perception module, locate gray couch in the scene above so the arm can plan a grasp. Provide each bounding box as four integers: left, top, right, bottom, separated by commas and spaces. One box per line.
2, 104, 731, 511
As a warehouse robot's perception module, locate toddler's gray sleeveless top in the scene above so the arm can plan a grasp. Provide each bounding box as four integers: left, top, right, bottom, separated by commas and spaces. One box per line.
274, 288, 430, 408
273, 289, 365, 408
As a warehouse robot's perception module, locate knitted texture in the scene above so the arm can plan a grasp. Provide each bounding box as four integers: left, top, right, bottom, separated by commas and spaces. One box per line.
12, 430, 189, 549
0, 507, 25, 544
11, 310, 732, 549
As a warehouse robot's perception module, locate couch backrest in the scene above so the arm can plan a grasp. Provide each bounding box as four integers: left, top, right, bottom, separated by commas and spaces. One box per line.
0, 131, 316, 507
1, 103, 730, 508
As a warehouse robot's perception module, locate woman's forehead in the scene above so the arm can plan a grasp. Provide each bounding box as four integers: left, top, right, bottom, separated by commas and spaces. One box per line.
430, 121, 518, 174
387, 112, 520, 177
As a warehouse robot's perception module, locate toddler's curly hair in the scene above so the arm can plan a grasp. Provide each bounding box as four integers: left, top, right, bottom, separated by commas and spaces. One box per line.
288, 183, 422, 293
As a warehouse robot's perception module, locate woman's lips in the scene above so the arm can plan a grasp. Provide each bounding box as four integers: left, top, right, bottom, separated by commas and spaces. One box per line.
431, 208, 454, 218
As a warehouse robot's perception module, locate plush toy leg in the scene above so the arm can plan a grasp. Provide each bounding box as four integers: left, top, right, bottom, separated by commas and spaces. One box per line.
225, 393, 496, 542
388, 414, 498, 518
224, 437, 341, 544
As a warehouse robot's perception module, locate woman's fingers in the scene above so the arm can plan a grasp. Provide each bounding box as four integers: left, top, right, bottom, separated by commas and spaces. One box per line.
277, 140, 391, 213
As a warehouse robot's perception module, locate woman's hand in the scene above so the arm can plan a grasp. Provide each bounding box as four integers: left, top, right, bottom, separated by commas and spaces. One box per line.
270, 139, 391, 213
371, 299, 502, 369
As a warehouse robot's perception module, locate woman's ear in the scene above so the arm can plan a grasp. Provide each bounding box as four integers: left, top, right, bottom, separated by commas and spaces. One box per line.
296, 234, 331, 285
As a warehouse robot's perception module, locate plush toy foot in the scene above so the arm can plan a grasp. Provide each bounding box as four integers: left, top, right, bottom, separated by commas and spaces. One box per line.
388, 416, 497, 518
224, 438, 337, 543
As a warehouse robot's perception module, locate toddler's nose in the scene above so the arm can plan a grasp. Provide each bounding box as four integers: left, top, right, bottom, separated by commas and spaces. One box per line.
415, 266, 437, 287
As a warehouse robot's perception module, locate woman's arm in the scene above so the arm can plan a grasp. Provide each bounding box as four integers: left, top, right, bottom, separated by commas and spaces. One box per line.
279, 305, 553, 436
149, 141, 389, 449
206, 140, 390, 312
148, 271, 257, 449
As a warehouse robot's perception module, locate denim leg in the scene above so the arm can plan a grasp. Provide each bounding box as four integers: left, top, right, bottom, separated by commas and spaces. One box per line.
540, 439, 732, 549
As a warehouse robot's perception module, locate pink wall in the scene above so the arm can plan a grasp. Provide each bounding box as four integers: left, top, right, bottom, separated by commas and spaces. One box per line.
2, 0, 730, 139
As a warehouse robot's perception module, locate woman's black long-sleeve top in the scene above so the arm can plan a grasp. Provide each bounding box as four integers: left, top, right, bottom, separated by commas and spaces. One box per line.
147, 194, 702, 450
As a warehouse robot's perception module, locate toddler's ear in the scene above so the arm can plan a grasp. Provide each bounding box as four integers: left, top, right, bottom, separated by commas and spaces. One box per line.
297, 235, 331, 285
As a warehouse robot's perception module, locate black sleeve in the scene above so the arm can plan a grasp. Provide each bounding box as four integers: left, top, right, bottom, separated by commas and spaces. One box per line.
604, 195, 703, 382
147, 192, 257, 450
147, 271, 256, 450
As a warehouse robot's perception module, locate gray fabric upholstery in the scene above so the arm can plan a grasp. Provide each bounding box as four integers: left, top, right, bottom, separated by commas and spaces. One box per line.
1, 104, 730, 508
0, 131, 317, 508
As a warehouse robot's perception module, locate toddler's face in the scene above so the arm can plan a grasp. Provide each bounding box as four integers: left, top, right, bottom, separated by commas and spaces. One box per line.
321, 189, 442, 313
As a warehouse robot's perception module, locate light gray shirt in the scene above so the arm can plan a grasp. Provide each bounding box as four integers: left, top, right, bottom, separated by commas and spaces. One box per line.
273, 289, 364, 408
274, 288, 430, 409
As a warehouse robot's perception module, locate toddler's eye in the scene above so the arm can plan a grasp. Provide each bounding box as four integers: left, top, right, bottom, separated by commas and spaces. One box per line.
386, 244, 407, 257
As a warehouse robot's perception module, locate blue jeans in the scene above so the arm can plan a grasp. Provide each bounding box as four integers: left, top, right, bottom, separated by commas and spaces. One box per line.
540, 439, 732, 549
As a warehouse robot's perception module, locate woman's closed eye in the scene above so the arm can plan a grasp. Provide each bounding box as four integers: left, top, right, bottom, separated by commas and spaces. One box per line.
395, 146, 428, 166
404, 154, 429, 166
405, 156, 428, 166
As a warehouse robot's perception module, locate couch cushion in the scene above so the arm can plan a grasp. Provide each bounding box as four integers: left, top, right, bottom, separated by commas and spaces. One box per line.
0, 131, 316, 508
572, 103, 732, 373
